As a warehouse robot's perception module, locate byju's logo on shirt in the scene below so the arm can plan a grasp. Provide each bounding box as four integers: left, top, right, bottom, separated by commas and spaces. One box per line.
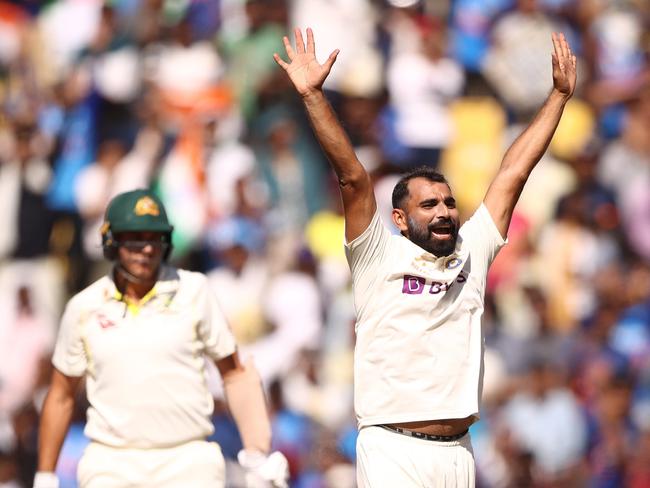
401, 272, 467, 295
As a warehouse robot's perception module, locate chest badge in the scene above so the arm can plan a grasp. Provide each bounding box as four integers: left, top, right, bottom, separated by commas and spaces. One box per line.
97, 313, 116, 329
445, 257, 463, 269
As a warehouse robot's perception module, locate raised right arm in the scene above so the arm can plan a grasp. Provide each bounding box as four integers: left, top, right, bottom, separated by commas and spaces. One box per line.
274, 28, 376, 241
37, 369, 81, 474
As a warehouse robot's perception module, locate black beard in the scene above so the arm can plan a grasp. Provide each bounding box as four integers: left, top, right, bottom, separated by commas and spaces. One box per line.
407, 217, 458, 257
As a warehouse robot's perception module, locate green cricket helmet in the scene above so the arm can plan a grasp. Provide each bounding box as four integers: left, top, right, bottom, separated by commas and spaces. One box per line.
101, 189, 174, 260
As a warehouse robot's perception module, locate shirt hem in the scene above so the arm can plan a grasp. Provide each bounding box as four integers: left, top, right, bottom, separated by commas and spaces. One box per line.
357, 410, 480, 429
85, 434, 212, 450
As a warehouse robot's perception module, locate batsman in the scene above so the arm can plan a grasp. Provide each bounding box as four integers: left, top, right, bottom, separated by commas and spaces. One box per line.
35, 189, 289, 488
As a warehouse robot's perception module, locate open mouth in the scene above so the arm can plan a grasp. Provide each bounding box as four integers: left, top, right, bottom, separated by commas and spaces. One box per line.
430, 224, 454, 240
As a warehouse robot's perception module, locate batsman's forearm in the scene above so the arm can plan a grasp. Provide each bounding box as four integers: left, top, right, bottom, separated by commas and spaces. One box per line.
500, 90, 569, 176
37, 390, 75, 471
301, 90, 367, 185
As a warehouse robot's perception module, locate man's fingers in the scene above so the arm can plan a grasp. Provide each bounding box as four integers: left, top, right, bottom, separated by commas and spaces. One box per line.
273, 53, 289, 70
323, 49, 339, 72
566, 37, 577, 72
552, 51, 564, 72
552, 33, 571, 71
306, 27, 315, 53
282, 36, 295, 60
551, 32, 561, 59
552, 32, 566, 65
560, 32, 570, 60
294, 27, 305, 54
554, 32, 572, 66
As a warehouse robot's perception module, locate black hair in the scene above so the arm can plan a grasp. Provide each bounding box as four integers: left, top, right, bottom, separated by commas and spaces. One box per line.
391, 166, 449, 210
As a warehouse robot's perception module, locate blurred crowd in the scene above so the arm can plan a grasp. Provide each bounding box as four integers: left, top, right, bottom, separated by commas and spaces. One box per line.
0, 0, 649, 486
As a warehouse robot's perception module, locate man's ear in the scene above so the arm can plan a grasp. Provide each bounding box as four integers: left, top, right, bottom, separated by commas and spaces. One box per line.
392, 208, 408, 234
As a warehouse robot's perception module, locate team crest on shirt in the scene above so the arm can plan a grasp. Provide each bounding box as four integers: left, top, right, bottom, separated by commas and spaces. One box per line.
134, 196, 160, 216
412, 254, 463, 274
96, 313, 116, 329
445, 257, 463, 269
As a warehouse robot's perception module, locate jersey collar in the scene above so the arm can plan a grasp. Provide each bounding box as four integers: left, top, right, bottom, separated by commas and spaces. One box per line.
104, 265, 181, 306
402, 234, 468, 267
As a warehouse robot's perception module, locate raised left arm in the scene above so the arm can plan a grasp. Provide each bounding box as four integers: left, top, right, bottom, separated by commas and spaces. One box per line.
484, 32, 577, 237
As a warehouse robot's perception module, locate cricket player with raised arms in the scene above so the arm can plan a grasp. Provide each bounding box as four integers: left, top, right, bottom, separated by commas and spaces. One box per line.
34, 189, 289, 488
275, 28, 576, 487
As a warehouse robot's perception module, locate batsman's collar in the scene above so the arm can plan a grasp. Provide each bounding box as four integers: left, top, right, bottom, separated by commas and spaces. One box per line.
104, 265, 181, 302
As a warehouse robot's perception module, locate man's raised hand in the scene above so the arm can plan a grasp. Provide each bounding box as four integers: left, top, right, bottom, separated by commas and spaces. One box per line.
273, 28, 339, 98
551, 32, 577, 99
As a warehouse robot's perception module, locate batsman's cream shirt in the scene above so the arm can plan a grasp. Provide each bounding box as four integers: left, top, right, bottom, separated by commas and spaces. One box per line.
345, 204, 505, 427
52, 266, 236, 448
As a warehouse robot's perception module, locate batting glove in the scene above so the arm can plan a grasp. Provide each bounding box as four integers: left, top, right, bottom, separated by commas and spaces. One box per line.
237, 449, 289, 488
33, 472, 59, 488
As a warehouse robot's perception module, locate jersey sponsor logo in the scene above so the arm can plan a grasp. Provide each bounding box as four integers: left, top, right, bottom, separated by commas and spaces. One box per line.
402, 275, 425, 294
401, 272, 467, 295
134, 196, 160, 216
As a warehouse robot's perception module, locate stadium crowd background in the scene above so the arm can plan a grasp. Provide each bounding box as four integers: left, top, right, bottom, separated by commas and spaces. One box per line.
0, 0, 649, 486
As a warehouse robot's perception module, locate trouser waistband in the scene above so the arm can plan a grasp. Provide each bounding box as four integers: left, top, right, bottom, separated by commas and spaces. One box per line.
380, 424, 469, 442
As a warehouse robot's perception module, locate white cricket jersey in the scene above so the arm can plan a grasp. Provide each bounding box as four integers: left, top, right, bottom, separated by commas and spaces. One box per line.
52, 266, 237, 448
345, 204, 505, 427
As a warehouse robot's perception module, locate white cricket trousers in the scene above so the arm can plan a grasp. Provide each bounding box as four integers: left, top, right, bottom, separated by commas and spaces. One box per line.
356, 426, 475, 488
77, 440, 226, 487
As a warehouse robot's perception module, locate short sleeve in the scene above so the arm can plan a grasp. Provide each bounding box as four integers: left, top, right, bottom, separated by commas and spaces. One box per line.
460, 203, 507, 267
344, 211, 391, 280
52, 300, 88, 377
198, 285, 237, 360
